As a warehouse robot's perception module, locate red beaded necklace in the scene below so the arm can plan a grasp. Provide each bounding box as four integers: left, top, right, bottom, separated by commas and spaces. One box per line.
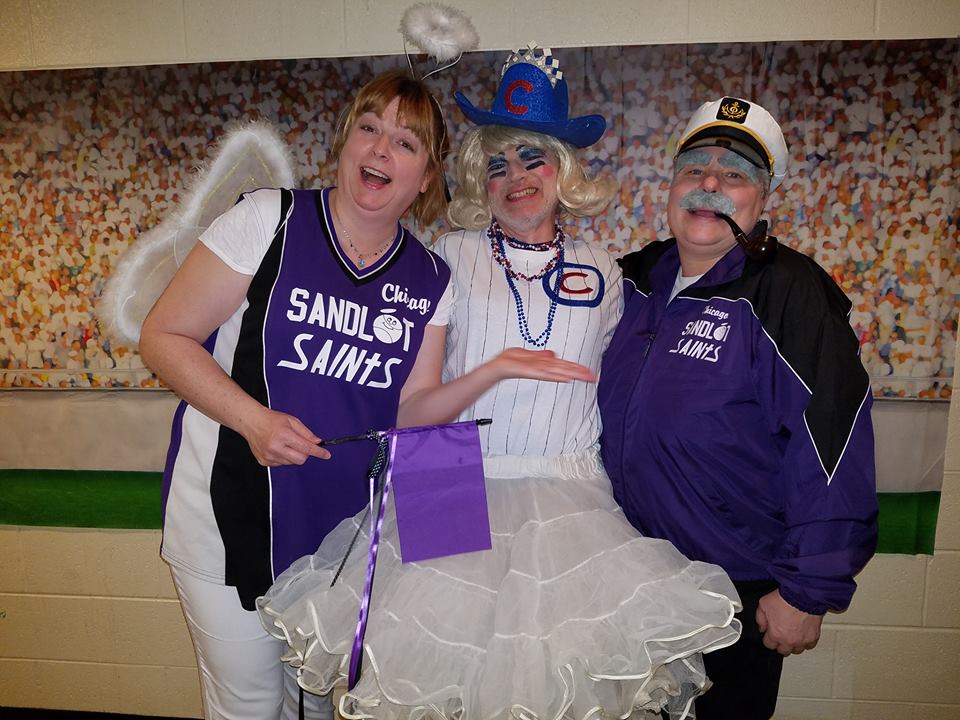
487, 220, 564, 282
487, 220, 566, 347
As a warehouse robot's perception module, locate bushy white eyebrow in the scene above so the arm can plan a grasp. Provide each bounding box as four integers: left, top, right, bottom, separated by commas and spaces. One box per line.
675, 149, 712, 171
717, 149, 765, 183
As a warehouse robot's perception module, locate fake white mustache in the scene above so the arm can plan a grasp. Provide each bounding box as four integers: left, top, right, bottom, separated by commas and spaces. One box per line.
679, 190, 736, 216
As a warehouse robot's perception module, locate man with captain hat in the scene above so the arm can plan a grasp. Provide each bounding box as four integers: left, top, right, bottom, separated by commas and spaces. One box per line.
598, 96, 878, 719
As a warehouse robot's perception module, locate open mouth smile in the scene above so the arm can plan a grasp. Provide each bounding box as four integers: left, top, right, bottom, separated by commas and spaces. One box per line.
361, 166, 391, 185
506, 187, 538, 201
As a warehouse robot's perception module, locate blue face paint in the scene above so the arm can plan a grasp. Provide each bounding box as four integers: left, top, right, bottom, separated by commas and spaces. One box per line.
487, 153, 507, 180
679, 189, 737, 216
517, 145, 547, 171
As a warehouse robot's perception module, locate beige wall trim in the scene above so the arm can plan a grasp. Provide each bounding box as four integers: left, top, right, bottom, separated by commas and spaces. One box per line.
3, 0, 960, 72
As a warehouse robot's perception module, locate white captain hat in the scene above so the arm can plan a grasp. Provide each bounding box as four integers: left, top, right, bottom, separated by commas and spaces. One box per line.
676, 96, 788, 190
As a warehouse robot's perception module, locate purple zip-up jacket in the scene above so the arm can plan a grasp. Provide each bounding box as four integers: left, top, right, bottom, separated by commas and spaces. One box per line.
598, 238, 877, 615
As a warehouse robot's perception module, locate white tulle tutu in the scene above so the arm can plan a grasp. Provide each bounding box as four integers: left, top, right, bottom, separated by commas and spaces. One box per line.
257, 451, 741, 720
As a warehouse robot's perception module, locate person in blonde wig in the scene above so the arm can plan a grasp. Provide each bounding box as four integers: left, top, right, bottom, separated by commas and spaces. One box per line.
448, 124, 616, 230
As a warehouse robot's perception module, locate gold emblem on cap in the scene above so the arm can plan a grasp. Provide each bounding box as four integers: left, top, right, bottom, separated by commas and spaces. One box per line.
719, 99, 748, 121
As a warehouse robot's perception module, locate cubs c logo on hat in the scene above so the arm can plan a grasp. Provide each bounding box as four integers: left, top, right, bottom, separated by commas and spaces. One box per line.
718, 98, 749, 123
504, 79, 533, 116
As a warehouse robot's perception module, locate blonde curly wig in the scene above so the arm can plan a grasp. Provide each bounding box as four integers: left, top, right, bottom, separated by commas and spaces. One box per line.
447, 125, 616, 230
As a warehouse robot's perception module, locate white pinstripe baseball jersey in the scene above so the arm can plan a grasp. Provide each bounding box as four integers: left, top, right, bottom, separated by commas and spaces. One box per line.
433, 227, 623, 457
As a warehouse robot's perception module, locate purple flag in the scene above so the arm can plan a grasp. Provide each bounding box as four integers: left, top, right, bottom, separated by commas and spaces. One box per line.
347, 420, 491, 689
390, 421, 492, 563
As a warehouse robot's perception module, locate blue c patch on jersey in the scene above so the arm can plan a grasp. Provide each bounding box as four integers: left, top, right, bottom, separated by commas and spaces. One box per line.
543, 262, 605, 307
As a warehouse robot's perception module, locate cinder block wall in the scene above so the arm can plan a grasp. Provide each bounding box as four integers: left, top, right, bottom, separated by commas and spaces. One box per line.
0, 528, 202, 716
2, 1, 959, 718
778, 364, 960, 720
0, 392, 203, 715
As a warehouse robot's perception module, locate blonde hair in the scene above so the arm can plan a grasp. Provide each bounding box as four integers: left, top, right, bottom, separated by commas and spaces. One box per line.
331, 70, 449, 227
447, 125, 617, 231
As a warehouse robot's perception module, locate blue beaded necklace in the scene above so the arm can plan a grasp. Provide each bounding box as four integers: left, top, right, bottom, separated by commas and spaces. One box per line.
488, 220, 565, 348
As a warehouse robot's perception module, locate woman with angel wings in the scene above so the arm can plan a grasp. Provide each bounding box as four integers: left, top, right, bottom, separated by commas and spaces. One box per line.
136, 71, 454, 720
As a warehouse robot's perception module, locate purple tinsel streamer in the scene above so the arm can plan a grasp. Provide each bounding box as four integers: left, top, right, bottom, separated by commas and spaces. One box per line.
343, 420, 488, 689
346, 432, 397, 690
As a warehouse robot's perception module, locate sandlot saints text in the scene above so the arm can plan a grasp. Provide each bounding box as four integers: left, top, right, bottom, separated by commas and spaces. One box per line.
276, 283, 435, 388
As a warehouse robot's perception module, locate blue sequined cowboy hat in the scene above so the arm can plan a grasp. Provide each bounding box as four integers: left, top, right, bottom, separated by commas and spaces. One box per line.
455, 44, 606, 148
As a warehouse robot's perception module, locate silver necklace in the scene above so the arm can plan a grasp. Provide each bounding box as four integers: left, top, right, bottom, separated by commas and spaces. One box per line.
334, 203, 396, 269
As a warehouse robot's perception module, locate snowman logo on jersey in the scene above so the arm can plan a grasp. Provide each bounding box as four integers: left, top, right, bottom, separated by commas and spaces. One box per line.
542, 262, 605, 307
372, 309, 404, 344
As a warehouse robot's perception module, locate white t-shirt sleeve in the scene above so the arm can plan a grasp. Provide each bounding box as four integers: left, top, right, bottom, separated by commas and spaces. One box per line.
428, 277, 453, 326
199, 188, 283, 275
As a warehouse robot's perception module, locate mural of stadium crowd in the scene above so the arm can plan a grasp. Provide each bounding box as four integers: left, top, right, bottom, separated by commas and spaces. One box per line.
1, 39, 957, 398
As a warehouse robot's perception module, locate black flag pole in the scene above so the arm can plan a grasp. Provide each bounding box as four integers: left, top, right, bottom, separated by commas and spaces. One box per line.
318, 418, 492, 447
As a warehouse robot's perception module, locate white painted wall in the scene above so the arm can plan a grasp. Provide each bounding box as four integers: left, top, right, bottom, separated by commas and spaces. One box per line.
2, 0, 960, 71
1, 1, 959, 717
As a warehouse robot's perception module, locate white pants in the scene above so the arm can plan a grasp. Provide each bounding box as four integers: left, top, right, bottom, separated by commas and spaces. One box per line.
171, 565, 334, 720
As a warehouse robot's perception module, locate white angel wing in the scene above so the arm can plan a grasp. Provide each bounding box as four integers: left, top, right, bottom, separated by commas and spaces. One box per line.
97, 121, 297, 348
